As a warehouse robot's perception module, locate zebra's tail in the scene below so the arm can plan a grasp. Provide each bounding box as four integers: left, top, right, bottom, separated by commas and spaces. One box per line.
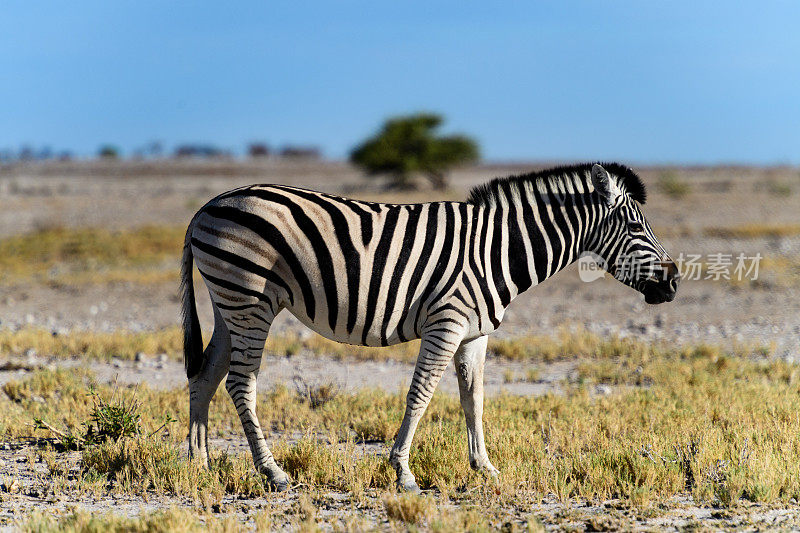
181, 220, 204, 379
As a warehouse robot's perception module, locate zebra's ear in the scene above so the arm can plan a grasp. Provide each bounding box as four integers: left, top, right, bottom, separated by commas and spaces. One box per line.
591, 164, 623, 208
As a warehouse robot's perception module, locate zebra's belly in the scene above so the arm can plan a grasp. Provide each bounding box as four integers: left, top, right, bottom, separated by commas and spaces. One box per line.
284, 302, 418, 348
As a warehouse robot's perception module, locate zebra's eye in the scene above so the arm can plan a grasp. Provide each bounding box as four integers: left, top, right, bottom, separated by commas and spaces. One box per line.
628, 222, 644, 233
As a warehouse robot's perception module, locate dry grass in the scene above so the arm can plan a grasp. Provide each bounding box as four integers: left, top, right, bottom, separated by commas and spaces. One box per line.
644, 252, 800, 289
488, 328, 661, 363
383, 493, 434, 525
657, 171, 691, 198
0, 326, 421, 363
654, 222, 800, 239
704, 223, 800, 239
757, 178, 794, 197
0, 225, 183, 285
0, 327, 183, 361
21, 507, 241, 533
1, 325, 753, 367
3, 334, 800, 529
21, 501, 505, 532
3, 341, 795, 504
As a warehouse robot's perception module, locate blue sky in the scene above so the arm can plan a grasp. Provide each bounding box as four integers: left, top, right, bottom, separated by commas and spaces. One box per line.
1, 1, 799, 163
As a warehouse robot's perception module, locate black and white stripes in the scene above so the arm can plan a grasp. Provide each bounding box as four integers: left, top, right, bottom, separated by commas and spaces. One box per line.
183, 162, 680, 492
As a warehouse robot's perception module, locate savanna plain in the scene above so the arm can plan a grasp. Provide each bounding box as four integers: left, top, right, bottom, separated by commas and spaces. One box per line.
0, 160, 799, 531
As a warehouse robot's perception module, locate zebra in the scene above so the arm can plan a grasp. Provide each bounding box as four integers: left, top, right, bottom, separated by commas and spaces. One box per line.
181, 162, 680, 493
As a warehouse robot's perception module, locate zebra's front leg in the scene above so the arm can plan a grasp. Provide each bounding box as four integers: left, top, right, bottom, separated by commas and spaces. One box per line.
454, 335, 499, 478
225, 325, 290, 491
390, 331, 463, 493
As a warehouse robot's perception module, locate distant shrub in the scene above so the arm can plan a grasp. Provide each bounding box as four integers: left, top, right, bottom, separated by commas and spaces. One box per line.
766, 181, 792, 197
248, 143, 270, 158
173, 145, 229, 158
279, 146, 320, 159
658, 171, 691, 198
98, 145, 119, 159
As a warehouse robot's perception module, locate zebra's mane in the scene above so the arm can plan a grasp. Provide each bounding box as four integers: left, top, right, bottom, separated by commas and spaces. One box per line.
466, 162, 647, 206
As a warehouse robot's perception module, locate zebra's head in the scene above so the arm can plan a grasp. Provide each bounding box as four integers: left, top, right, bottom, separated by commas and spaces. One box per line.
587, 163, 680, 304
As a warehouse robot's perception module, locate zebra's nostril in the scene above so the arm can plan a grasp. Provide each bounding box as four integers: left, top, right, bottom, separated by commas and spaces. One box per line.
670, 267, 681, 288
662, 260, 680, 283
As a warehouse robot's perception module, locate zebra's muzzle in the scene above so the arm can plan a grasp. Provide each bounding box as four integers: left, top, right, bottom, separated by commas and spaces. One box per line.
642, 260, 680, 304
643, 284, 675, 304
642, 274, 679, 304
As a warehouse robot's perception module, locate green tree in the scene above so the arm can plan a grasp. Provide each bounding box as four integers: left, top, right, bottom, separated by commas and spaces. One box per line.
350, 113, 479, 190
98, 145, 119, 159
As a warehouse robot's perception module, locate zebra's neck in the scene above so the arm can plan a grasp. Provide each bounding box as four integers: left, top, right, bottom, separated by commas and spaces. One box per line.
476, 170, 597, 307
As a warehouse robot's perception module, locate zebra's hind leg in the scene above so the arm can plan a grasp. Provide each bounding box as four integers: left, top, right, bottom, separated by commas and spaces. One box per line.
223, 305, 291, 491
390, 329, 464, 493
189, 303, 231, 467
454, 335, 499, 478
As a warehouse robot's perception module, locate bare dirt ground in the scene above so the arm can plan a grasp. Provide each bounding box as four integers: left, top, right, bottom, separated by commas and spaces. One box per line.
0, 349, 574, 398
1, 160, 799, 530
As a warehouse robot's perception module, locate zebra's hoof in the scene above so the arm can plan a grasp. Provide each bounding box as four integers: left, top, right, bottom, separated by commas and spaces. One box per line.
397, 479, 421, 494
483, 464, 500, 479
261, 467, 291, 492
268, 479, 291, 492
471, 458, 500, 479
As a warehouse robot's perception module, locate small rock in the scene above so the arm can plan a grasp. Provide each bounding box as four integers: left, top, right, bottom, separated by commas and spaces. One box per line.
157, 353, 168, 363
595, 385, 612, 395
134, 352, 147, 362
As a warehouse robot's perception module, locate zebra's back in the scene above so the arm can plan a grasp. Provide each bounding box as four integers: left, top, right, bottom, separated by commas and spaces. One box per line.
189, 184, 477, 347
